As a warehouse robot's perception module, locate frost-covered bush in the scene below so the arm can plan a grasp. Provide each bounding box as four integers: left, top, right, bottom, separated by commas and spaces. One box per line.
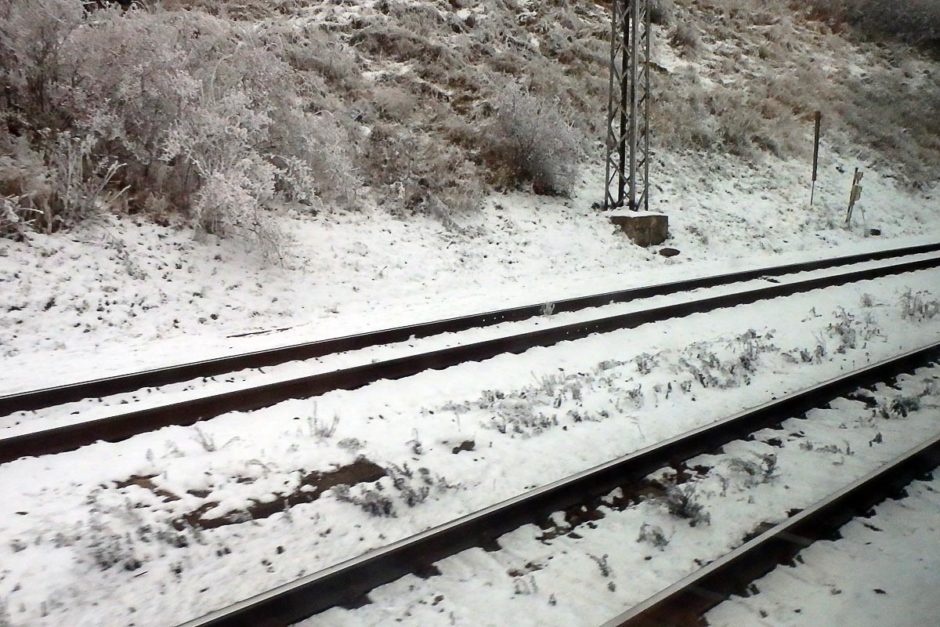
878, 395, 921, 419
653, 68, 806, 160
671, 21, 700, 54
0, 0, 84, 129
483, 84, 582, 196
333, 484, 395, 517
333, 463, 453, 516
649, 0, 676, 26
637, 522, 670, 549
728, 453, 777, 487
0, 195, 31, 238
365, 123, 483, 218
0, 1, 361, 250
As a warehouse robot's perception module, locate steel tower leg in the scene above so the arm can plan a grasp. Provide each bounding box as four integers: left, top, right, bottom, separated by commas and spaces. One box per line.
604, 0, 651, 211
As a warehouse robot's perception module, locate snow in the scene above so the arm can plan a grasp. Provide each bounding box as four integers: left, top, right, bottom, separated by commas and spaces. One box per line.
1, 266, 939, 624
5, 249, 937, 439
1, 2, 939, 625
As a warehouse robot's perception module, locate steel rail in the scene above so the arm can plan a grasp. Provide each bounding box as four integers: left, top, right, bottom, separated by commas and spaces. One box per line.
2, 242, 939, 416
604, 432, 940, 627
178, 343, 940, 627
2, 254, 939, 465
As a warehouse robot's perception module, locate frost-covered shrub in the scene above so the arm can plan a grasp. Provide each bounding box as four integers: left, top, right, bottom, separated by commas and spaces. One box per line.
0, 195, 32, 238
671, 21, 700, 54
0, 2, 362, 248
333, 464, 453, 516
0, 0, 83, 130
878, 395, 921, 419
649, 0, 676, 25
365, 124, 483, 218
728, 453, 778, 487
836, 67, 940, 188
0, 133, 49, 232
637, 522, 669, 549
825, 307, 882, 353
60, 10, 200, 164
82, 513, 144, 572
159, 0, 307, 20
162, 86, 284, 252
483, 84, 582, 196
0, 128, 123, 232
271, 112, 361, 209
333, 484, 395, 517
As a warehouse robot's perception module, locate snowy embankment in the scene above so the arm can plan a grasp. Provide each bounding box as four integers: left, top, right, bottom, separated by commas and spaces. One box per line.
0, 261, 938, 624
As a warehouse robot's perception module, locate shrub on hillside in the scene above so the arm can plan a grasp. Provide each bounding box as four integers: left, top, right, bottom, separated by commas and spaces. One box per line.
671, 21, 700, 54
652, 68, 805, 160
482, 84, 582, 196
364, 123, 483, 219
649, 0, 675, 26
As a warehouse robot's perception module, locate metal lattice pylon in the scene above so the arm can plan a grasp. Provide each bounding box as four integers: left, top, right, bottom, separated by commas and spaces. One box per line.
603, 0, 651, 211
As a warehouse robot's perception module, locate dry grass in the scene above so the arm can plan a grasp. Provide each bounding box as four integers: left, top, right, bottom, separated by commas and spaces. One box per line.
651, 0, 940, 187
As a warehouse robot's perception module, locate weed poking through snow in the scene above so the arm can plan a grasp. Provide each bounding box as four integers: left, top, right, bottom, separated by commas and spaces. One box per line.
899, 289, 940, 321
661, 484, 711, 527
728, 453, 778, 487
334, 463, 456, 517
637, 523, 670, 550
878, 395, 921, 419
308, 402, 339, 439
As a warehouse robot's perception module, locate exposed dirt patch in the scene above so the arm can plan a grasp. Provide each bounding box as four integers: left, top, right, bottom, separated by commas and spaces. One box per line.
111, 459, 386, 531
535, 460, 714, 542
176, 458, 387, 530
113, 474, 180, 503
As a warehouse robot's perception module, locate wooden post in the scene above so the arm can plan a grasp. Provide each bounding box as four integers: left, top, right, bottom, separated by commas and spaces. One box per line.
810, 111, 821, 206
846, 168, 864, 225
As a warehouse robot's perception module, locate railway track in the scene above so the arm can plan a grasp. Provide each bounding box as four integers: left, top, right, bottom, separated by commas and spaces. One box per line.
3, 242, 939, 417
605, 433, 940, 627
2, 246, 939, 465
180, 343, 940, 627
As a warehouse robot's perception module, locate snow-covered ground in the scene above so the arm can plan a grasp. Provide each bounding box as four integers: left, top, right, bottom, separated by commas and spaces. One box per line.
303, 359, 940, 626
4, 249, 937, 438
0, 262, 938, 624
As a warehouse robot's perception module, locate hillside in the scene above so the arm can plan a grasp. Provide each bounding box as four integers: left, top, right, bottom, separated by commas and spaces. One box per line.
1, 0, 939, 388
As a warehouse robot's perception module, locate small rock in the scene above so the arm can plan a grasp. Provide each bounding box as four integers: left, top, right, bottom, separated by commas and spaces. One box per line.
452, 440, 476, 455
869, 228, 882, 236
659, 247, 680, 258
